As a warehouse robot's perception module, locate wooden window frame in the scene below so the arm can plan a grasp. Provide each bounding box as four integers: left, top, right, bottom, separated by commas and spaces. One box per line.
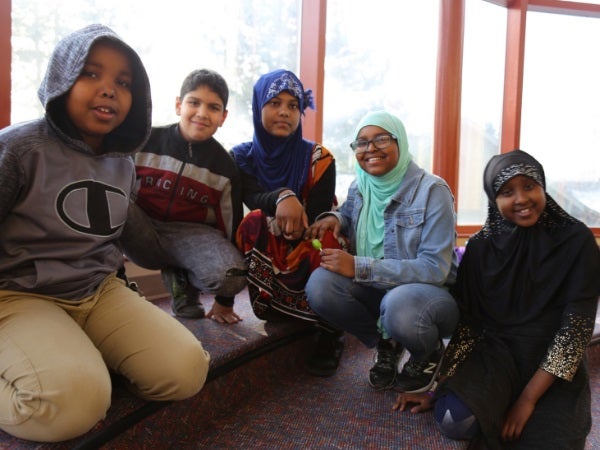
1, 0, 599, 237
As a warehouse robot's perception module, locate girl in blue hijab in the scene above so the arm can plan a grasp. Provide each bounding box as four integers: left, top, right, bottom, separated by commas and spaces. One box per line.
231, 69, 345, 377
232, 69, 315, 197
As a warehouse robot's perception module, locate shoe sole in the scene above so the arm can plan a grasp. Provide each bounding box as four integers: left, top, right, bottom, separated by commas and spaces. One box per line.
173, 310, 206, 319
368, 378, 396, 391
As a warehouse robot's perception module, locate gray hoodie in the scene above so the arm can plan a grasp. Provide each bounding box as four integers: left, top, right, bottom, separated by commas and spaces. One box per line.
0, 24, 152, 299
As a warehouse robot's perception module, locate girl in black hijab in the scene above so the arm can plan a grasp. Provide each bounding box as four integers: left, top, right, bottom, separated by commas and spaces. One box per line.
394, 149, 600, 449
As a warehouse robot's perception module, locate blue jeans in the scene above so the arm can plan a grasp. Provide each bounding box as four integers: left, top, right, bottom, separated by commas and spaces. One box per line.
305, 267, 459, 358
434, 393, 480, 440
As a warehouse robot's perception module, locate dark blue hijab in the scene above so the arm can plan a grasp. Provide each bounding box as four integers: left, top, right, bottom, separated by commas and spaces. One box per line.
231, 69, 315, 196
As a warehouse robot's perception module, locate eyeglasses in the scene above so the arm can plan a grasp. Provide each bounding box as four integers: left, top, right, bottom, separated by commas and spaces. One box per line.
349, 133, 397, 153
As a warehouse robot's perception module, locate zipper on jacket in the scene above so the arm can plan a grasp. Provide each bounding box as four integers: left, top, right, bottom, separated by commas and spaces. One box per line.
163, 141, 191, 220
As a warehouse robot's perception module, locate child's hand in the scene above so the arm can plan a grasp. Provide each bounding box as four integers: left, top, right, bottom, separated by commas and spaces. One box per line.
275, 194, 308, 240
392, 392, 435, 414
305, 215, 340, 240
319, 248, 354, 277
501, 396, 535, 442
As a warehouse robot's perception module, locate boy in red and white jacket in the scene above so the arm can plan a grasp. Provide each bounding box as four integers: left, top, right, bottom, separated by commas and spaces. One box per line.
122, 69, 246, 323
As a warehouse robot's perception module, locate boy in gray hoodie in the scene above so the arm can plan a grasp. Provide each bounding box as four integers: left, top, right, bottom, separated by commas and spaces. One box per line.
0, 24, 209, 442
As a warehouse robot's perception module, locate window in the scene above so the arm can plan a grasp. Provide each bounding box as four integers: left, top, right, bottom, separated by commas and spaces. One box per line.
323, 1, 439, 203
11, 0, 302, 150
7, 0, 600, 235
457, 0, 506, 225
521, 10, 600, 228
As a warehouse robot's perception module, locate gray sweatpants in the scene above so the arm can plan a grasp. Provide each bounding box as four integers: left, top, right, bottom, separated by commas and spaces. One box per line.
120, 202, 247, 298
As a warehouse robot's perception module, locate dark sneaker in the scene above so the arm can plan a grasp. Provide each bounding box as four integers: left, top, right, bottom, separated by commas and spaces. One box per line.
368, 338, 403, 390
161, 268, 205, 319
395, 341, 444, 393
306, 329, 344, 377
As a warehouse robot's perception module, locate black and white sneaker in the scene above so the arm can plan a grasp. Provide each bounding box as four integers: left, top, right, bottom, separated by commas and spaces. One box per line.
394, 341, 444, 393
368, 338, 403, 390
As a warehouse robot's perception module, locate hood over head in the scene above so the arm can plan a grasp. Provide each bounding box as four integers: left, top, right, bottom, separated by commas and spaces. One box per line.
38, 24, 152, 155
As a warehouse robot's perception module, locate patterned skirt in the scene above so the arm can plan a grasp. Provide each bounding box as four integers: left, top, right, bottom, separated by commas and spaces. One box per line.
236, 209, 345, 322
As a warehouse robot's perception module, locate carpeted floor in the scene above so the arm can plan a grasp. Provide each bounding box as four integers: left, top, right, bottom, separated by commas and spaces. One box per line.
86, 293, 467, 449
127, 295, 600, 450
163, 328, 600, 450
1, 292, 599, 449
186, 332, 469, 450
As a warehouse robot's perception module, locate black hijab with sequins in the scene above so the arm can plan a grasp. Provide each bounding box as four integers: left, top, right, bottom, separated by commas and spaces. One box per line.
455, 149, 599, 327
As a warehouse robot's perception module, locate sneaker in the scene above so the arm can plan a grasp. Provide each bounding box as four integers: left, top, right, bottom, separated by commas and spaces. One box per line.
395, 341, 444, 393
306, 329, 344, 377
161, 268, 205, 319
368, 338, 403, 390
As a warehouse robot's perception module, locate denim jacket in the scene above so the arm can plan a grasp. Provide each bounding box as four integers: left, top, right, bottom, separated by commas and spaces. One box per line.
327, 161, 458, 290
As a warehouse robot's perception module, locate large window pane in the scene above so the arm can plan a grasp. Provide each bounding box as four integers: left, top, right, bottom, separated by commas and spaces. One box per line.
521, 11, 600, 228
323, 1, 439, 203
11, 0, 301, 150
457, 0, 506, 225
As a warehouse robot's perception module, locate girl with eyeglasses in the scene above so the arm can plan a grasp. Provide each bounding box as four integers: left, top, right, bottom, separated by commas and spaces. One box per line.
304, 110, 459, 393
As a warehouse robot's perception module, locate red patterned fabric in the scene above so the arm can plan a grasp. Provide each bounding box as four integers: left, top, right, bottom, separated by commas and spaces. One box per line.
236, 210, 345, 322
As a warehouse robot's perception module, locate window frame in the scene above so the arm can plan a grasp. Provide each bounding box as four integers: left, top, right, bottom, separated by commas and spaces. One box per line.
1, 0, 599, 237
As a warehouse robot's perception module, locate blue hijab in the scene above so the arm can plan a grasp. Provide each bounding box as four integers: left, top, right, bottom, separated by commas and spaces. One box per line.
231, 69, 315, 196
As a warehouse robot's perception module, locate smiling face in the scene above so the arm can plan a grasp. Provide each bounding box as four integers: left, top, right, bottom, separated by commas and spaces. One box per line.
176, 85, 228, 143
65, 41, 133, 152
260, 91, 301, 138
354, 125, 400, 177
495, 174, 546, 227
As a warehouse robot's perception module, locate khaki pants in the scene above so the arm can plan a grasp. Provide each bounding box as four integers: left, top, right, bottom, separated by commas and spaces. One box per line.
0, 274, 210, 442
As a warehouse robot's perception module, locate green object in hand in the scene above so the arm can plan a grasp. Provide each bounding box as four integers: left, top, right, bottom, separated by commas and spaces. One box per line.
312, 239, 322, 250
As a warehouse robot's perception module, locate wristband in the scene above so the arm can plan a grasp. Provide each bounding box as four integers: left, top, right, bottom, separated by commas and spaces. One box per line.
275, 192, 296, 207
215, 296, 234, 307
